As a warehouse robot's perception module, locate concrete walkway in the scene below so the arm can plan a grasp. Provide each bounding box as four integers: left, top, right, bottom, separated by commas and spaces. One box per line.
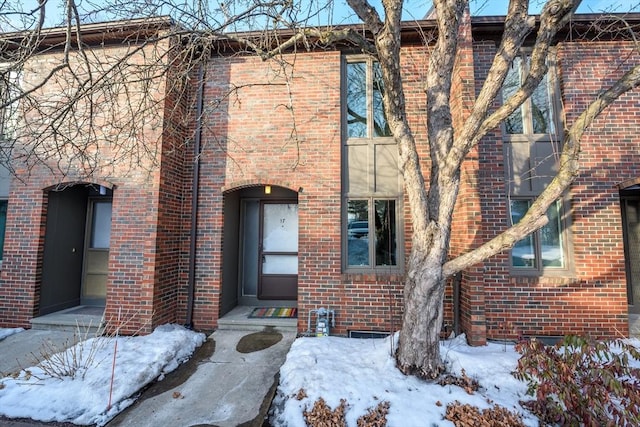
107, 328, 295, 427
0, 329, 77, 377
0, 327, 295, 427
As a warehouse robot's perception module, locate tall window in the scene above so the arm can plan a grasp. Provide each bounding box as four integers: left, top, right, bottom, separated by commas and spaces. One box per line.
0, 199, 6, 262
503, 50, 570, 274
0, 65, 16, 264
0, 65, 19, 142
343, 56, 401, 270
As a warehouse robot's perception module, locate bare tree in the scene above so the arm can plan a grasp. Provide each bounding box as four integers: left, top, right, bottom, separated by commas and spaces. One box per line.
2, 0, 640, 379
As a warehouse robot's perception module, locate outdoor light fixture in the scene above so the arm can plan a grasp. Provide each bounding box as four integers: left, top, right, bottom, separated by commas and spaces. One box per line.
264, 185, 271, 194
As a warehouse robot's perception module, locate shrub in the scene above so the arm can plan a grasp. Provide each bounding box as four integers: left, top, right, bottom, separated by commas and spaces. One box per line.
514, 335, 640, 426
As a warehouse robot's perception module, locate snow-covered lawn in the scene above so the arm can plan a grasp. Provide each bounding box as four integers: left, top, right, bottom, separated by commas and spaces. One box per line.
1, 325, 638, 426
270, 334, 541, 426
0, 325, 205, 426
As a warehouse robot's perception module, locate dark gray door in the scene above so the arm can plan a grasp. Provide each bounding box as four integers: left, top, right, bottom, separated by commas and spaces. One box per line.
40, 187, 88, 315
258, 202, 298, 300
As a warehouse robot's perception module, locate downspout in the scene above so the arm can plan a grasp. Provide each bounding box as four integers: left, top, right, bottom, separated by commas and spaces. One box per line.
453, 272, 462, 336
185, 63, 205, 329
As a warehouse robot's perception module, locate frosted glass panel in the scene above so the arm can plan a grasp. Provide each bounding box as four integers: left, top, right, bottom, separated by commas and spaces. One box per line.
91, 201, 112, 249
263, 204, 298, 252
263, 255, 298, 274
242, 200, 260, 296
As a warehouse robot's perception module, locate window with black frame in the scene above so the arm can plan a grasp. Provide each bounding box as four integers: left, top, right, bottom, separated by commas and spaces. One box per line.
343, 56, 401, 270
0, 65, 19, 143
503, 50, 571, 274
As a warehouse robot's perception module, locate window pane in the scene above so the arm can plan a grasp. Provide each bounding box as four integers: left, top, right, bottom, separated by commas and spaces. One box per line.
375, 200, 396, 266
263, 203, 298, 252
262, 255, 298, 274
504, 57, 524, 134
541, 200, 564, 267
0, 70, 19, 141
347, 62, 367, 138
372, 63, 391, 137
510, 200, 535, 268
0, 200, 6, 260
531, 72, 555, 134
90, 201, 112, 249
347, 200, 369, 266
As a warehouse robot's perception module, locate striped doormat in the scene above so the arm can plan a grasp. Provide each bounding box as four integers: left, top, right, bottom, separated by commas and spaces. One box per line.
248, 307, 297, 319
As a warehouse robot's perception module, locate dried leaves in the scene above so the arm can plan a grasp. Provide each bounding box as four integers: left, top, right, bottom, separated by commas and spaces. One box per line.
300, 395, 390, 427
437, 368, 479, 394
357, 401, 390, 427
445, 402, 525, 427
303, 397, 347, 427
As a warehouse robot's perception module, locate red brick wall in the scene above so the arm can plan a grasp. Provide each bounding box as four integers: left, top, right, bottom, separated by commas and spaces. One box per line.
473, 38, 638, 341
2, 21, 636, 343
196, 48, 430, 334
148, 56, 192, 329
449, 10, 488, 345
0, 39, 184, 334
0, 186, 46, 327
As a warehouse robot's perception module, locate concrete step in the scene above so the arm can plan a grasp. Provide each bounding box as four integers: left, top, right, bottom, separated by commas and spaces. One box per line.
30, 306, 105, 336
217, 306, 299, 333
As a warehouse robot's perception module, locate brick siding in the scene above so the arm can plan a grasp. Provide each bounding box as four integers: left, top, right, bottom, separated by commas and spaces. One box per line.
1, 18, 638, 344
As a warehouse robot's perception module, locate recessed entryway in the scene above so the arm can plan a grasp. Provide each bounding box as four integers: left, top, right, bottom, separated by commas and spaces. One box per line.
221, 185, 299, 318
39, 184, 112, 317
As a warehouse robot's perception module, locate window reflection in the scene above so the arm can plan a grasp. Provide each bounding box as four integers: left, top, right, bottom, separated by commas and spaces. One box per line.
372, 63, 391, 137
504, 57, 524, 134
531, 72, 555, 134
503, 54, 556, 135
347, 199, 397, 267
346, 61, 390, 138
375, 200, 396, 265
510, 199, 564, 269
347, 63, 367, 138
510, 200, 535, 267
347, 200, 369, 266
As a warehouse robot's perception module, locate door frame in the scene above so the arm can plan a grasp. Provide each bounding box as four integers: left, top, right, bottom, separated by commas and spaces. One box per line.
621, 193, 640, 313
81, 196, 112, 307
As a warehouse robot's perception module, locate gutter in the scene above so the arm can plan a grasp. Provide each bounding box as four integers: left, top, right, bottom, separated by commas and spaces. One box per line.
185, 62, 205, 329
453, 272, 461, 336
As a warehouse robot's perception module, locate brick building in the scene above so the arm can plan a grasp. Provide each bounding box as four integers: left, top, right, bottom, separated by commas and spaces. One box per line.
0, 12, 639, 344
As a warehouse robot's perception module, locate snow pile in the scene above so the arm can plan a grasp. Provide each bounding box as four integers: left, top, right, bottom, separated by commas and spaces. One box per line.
0, 324, 205, 426
0, 328, 23, 341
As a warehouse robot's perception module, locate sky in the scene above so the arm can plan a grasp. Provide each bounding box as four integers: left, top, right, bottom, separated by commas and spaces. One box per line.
11, 0, 640, 30
0, 325, 639, 426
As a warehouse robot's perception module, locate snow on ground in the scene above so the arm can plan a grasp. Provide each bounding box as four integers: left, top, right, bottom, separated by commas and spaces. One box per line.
0, 324, 205, 426
269, 334, 541, 426
0, 324, 638, 427
0, 327, 23, 341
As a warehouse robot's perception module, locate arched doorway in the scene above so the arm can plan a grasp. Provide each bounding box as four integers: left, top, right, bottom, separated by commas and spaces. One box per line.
40, 183, 113, 315
221, 185, 298, 316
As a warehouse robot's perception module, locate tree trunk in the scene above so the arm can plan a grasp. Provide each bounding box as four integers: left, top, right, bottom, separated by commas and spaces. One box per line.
396, 248, 447, 379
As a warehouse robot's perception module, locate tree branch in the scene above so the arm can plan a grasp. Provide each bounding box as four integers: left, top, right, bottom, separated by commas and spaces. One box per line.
443, 63, 640, 277
466, 0, 580, 151
347, 0, 384, 35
